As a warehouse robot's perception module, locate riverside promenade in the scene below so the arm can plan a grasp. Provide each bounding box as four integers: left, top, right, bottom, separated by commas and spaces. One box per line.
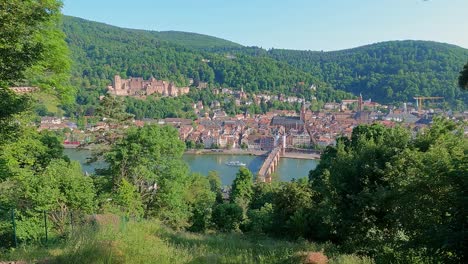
184, 148, 320, 160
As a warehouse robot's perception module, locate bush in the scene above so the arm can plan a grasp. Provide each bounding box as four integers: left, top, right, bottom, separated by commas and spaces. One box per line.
212, 203, 243, 232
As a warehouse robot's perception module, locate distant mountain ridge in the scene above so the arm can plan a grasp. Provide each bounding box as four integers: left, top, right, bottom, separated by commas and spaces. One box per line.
62, 15, 468, 107
265, 40, 468, 105
63, 16, 243, 50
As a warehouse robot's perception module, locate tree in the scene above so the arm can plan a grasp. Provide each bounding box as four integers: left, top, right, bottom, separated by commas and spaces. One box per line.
0, 0, 72, 142
207, 171, 223, 203
249, 182, 278, 210
185, 140, 195, 149
0, 158, 95, 240
0, 0, 62, 84
96, 94, 134, 124
459, 62, 468, 90
114, 178, 144, 218
386, 119, 467, 262
103, 124, 191, 229
272, 181, 312, 238
212, 203, 243, 232
0, 0, 85, 245
230, 167, 253, 209
308, 120, 466, 262
0, 0, 73, 102
0, 89, 30, 143
186, 173, 216, 232
246, 202, 274, 234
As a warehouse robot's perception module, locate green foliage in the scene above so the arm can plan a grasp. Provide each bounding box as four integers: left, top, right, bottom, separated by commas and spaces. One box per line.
103, 124, 190, 228
0, 0, 84, 246
185, 140, 195, 149
0, 0, 62, 84
114, 178, 144, 218
207, 171, 223, 203
125, 95, 196, 120
0, 89, 30, 142
308, 119, 466, 262
230, 167, 254, 210
271, 181, 313, 238
96, 94, 134, 123
212, 203, 244, 232
61, 16, 358, 119
459, 62, 468, 90
0, 126, 65, 182
61, 16, 327, 95
41, 159, 95, 214
0, 0, 73, 103
186, 173, 216, 232
249, 182, 278, 210
152, 30, 242, 51
245, 203, 274, 234
0, 157, 95, 241
267, 41, 468, 107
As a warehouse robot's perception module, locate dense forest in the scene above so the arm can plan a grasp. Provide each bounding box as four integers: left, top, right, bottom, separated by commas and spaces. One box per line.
63, 16, 468, 110
266, 41, 468, 106
62, 16, 320, 94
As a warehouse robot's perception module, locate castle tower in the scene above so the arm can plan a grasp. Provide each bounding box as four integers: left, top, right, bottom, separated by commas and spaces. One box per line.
114, 75, 122, 90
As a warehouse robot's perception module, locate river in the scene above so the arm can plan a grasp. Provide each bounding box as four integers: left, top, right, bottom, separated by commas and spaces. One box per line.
63, 149, 318, 186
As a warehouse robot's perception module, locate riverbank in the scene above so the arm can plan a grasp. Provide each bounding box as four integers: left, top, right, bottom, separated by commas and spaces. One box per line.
185, 149, 321, 160
64, 148, 319, 185
185, 149, 268, 156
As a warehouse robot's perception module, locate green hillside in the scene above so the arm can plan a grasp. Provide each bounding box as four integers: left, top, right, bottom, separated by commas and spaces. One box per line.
266, 41, 468, 106
155, 30, 243, 50
2, 218, 372, 264
62, 16, 322, 97
62, 16, 468, 108
63, 16, 243, 50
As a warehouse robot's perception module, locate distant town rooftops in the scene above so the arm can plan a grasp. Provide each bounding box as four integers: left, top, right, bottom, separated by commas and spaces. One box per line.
271, 116, 304, 126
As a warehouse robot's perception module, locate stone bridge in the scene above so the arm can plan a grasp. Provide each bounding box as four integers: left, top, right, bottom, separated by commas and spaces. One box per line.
257, 146, 283, 182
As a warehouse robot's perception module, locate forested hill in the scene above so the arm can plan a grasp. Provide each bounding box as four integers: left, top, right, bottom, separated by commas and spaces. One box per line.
266, 41, 468, 106
62, 16, 327, 98
63, 16, 243, 50
62, 15, 467, 107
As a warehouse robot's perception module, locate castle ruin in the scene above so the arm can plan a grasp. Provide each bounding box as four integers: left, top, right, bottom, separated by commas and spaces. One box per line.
107, 75, 190, 97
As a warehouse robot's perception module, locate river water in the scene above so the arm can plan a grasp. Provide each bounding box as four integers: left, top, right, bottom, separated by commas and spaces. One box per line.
64, 149, 318, 186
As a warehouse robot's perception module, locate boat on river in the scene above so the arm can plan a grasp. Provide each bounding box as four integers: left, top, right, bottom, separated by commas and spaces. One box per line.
225, 161, 247, 167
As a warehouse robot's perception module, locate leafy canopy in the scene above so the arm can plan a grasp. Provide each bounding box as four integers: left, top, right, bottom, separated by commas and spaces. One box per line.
459, 62, 468, 90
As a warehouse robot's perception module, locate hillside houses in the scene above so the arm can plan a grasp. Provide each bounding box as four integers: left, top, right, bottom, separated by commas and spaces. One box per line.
35, 91, 459, 151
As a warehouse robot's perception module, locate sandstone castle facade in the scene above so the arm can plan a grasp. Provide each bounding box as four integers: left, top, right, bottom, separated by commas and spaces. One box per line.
107, 75, 190, 97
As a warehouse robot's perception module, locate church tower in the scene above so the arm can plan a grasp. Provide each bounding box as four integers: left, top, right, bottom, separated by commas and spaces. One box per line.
358, 93, 363, 112
300, 101, 306, 121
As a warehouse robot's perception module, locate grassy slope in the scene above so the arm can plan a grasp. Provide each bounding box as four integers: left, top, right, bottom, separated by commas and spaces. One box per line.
2, 219, 373, 264
31, 92, 63, 115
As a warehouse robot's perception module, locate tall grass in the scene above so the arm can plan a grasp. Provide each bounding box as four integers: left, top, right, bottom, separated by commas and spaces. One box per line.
1, 217, 373, 264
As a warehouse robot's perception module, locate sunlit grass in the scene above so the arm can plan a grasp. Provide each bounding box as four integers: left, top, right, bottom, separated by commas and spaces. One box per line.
1, 217, 373, 264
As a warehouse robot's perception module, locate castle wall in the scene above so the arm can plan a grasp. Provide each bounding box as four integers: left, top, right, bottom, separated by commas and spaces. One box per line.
108, 75, 190, 97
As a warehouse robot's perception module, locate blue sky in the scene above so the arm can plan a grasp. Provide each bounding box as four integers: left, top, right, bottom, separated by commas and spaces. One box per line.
62, 0, 468, 51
